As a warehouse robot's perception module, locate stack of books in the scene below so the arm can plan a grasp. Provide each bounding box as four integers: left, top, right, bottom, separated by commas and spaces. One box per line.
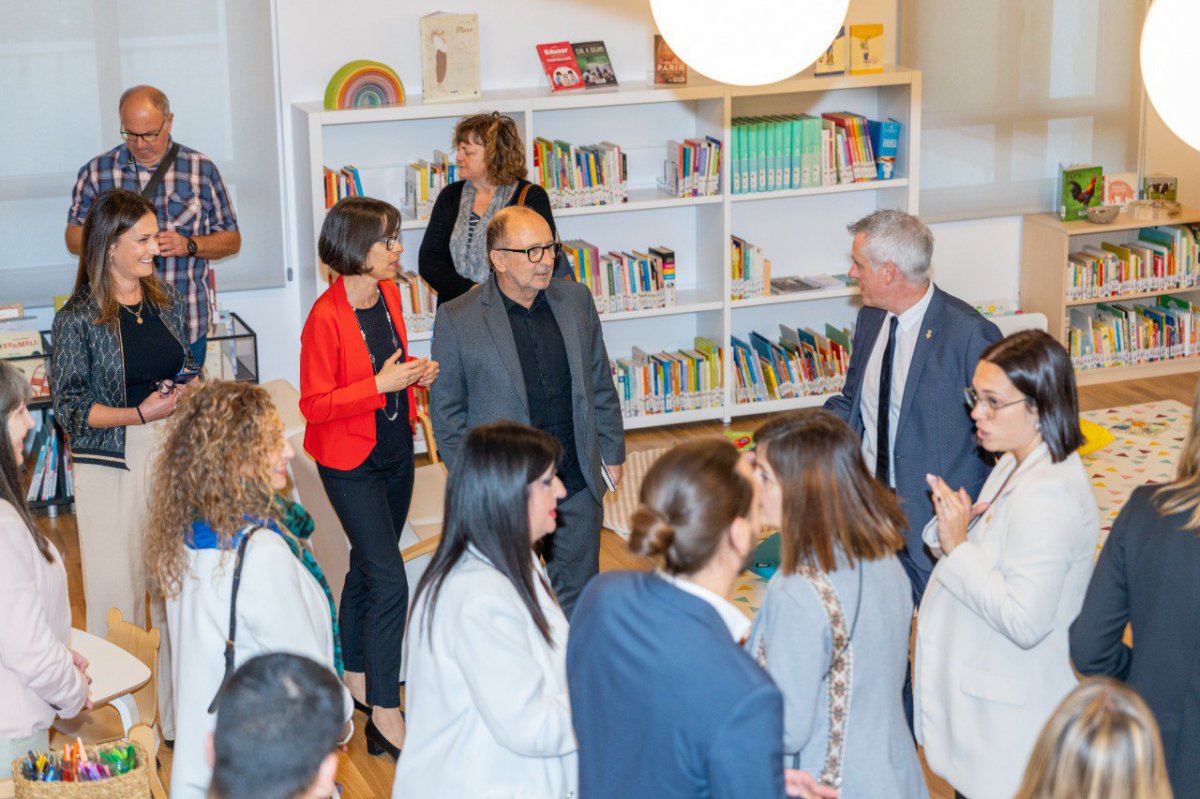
1069, 295, 1200, 370
396, 272, 437, 334
611, 338, 723, 417
405, 151, 459, 220
731, 113, 900, 194
24, 413, 72, 504
659, 138, 722, 198
731, 324, 852, 402
323, 165, 364, 209
533, 138, 628, 208
1066, 225, 1200, 301
562, 242, 676, 314
769, 273, 855, 296
731, 236, 770, 299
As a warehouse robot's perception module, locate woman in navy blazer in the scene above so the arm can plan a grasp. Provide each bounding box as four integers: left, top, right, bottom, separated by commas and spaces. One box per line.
567, 439, 834, 799
299, 197, 438, 759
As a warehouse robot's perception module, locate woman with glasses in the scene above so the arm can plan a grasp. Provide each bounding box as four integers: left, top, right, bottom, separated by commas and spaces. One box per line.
300, 196, 439, 759
419, 112, 568, 306
914, 329, 1099, 799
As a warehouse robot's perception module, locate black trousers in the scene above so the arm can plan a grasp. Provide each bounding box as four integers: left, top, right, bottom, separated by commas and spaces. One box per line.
539, 487, 604, 619
318, 450, 414, 708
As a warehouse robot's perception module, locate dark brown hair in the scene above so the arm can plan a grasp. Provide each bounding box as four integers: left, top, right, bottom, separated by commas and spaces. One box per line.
755, 409, 907, 573
318, 196, 400, 276
0, 362, 52, 562
75, 189, 170, 326
629, 438, 754, 576
454, 112, 527, 186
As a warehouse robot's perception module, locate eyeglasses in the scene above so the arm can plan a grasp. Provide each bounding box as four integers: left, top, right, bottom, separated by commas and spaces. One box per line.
493, 241, 563, 263
964, 386, 1029, 417
120, 120, 167, 144
378, 234, 401, 251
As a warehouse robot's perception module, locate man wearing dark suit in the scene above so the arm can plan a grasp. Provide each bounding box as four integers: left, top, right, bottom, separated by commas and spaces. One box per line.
825, 209, 1001, 603
430, 206, 625, 617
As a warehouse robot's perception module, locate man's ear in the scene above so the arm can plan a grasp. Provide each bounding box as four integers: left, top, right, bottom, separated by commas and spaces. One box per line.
489, 249, 505, 274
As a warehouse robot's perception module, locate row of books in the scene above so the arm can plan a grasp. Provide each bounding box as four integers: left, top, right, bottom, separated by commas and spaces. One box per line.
24, 415, 72, 504
732, 324, 852, 402
1066, 225, 1200, 301
533, 138, 628, 208
611, 338, 723, 418
405, 151, 459, 220
322, 165, 365, 209
562, 243, 677, 315
396, 272, 437, 334
1068, 296, 1200, 369
731, 236, 770, 299
731, 114, 900, 194
659, 138, 722, 198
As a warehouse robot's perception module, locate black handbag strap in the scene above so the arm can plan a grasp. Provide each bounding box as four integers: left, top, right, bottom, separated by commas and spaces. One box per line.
141, 141, 180, 200
207, 526, 261, 714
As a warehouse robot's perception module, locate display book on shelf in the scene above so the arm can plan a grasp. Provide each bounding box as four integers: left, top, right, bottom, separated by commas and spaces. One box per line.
291, 66, 920, 427
0, 329, 72, 509
1020, 206, 1200, 386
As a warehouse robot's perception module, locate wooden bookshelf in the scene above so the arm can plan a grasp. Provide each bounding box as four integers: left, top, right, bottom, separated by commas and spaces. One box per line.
1020, 206, 1200, 385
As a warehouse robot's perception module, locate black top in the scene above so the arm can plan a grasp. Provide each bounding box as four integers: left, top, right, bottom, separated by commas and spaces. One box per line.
354, 296, 411, 465
119, 301, 186, 407
418, 178, 568, 306
502, 289, 585, 493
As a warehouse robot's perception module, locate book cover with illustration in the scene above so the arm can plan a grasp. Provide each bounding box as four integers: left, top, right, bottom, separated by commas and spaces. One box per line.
1143, 173, 1178, 202
419, 12, 481, 103
573, 41, 618, 88
1103, 172, 1138, 207
654, 34, 687, 85
1057, 164, 1103, 220
536, 42, 584, 92
815, 27, 847, 76
849, 24, 884, 74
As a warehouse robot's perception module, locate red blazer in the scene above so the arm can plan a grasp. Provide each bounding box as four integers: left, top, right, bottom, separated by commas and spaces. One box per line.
300, 276, 417, 470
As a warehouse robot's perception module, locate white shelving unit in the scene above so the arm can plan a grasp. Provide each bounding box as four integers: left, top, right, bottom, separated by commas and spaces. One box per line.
292, 66, 921, 429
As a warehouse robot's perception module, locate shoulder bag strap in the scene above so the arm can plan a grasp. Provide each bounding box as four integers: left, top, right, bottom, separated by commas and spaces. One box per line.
141, 141, 180, 201
515, 182, 531, 207
207, 526, 261, 713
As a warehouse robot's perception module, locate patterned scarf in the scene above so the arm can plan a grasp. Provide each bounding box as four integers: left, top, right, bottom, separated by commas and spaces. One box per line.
448, 180, 517, 283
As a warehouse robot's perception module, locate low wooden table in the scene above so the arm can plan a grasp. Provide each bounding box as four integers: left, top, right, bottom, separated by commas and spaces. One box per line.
70, 628, 151, 732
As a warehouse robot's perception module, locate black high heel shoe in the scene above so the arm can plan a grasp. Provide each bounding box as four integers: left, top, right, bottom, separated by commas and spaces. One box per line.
364, 718, 402, 760
353, 697, 371, 715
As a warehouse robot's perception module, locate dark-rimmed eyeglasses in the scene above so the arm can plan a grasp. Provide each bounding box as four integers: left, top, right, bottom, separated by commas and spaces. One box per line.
964, 386, 1028, 417
120, 120, 168, 143
493, 241, 563, 263
378, 234, 401, 251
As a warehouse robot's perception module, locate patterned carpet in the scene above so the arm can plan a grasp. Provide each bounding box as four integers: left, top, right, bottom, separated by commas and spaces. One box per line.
603, 400, 1193, 616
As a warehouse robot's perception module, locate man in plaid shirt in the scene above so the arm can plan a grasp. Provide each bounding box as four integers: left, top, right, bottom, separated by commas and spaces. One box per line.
66, 85, 241, 367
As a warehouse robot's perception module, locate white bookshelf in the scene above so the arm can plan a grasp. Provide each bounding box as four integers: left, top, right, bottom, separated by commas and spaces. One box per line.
292, 66, 921, 429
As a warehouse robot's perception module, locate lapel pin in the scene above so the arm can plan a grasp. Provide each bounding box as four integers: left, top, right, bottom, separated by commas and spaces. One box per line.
925, 329, 933, 340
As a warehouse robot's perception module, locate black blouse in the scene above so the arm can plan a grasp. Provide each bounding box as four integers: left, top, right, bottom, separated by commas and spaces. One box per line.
119, 301, 185, 407
353, 296, 411, 464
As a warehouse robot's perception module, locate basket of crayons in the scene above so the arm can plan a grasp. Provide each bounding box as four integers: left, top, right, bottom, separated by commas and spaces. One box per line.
10, 739, 147, 797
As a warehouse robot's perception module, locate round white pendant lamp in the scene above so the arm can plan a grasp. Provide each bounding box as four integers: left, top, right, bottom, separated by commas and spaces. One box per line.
1141, 0, 1200, 151
650, 0, 851, 86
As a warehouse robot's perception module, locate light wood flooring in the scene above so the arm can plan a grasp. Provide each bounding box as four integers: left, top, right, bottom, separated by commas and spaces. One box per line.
37, 373, 1197, 797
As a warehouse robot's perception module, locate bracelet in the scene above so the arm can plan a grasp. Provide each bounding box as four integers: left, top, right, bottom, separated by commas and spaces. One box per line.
136, 406, 146, 425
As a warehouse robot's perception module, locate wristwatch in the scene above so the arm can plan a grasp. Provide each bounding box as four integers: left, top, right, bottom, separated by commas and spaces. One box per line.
186, 236, 198, 257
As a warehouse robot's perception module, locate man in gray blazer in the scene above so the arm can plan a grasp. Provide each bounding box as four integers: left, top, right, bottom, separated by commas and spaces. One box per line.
430, 206, 625, 617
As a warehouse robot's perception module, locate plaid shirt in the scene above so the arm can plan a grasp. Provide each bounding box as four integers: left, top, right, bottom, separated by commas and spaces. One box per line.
67, 140, 239, 342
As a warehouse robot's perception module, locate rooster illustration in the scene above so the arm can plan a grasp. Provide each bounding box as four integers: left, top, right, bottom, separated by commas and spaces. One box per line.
1068, 175, 1099, 206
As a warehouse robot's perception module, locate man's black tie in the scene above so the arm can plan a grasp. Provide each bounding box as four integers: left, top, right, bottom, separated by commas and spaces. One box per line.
876, 315, 899, 486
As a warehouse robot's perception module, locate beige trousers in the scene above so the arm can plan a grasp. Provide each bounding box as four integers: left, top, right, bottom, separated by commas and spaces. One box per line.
72, 419, 175, 737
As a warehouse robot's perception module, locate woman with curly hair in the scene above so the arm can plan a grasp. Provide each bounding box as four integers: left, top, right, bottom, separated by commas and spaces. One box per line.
419, 112, 568, 305
146, 381, 350, 799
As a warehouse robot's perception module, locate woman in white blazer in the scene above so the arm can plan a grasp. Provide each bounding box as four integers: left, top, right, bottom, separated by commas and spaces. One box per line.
145, 382, 351, 799
915, 330, 1100, 799
0, 362, 90, 763
394, 422, 576, 799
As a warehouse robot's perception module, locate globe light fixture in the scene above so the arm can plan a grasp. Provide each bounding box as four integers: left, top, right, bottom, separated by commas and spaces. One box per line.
650, 0, 850, 86
1141, 0, 1200, 151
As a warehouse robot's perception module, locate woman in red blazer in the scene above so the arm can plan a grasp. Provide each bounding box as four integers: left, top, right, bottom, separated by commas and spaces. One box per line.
300, 197, 438, 760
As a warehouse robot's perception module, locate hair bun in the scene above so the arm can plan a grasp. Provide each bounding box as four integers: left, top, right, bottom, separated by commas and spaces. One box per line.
629, 505, 675, 558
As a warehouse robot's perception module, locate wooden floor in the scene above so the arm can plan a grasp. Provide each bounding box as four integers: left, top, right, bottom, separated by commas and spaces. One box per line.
39, 373, 1198, 797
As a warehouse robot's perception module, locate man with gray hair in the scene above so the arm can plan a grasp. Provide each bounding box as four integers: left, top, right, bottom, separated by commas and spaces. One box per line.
826, 209, 1001, 601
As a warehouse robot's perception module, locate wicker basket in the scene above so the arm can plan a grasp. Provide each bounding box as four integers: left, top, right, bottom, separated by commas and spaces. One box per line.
10, 741, 148, 798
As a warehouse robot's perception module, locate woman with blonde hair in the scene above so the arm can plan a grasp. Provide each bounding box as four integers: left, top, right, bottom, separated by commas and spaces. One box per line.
146, 381, 350, 799
1014, 678, 1172, 799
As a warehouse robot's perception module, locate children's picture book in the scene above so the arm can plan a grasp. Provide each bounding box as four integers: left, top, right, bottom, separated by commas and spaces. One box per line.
1103, 172, 1138, 207
815, 26, 847, 76
1057, 163, 1103, 221
573, 41, 618, 88
654, 34, 687, 85
536, 42, 585, 92
849, 24, 884, 74
1143, 173, 1178, 202
419, 12, 481, 103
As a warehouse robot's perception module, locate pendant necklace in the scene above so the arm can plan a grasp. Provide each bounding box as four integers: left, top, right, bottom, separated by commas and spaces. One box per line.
120, 299, 145, 325
355, 287, 403, 422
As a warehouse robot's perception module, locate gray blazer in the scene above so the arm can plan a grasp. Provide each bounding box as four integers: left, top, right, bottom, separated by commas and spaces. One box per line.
747, 555, 929, 799
430, 276, 625, 502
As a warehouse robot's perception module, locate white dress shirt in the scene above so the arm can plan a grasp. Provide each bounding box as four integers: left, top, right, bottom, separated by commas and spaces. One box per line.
658, 571, 752, 643
858, 282, 936, 487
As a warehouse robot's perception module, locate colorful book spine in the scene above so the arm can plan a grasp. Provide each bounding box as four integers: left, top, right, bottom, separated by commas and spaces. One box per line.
534, 138, 628, 209
395, 271, 437, 334
563, 242, 676, 314
610, 338, 723, 418
1068, 295, 1200, 370
730, 235, 770, 299
733, 323, 853, 402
